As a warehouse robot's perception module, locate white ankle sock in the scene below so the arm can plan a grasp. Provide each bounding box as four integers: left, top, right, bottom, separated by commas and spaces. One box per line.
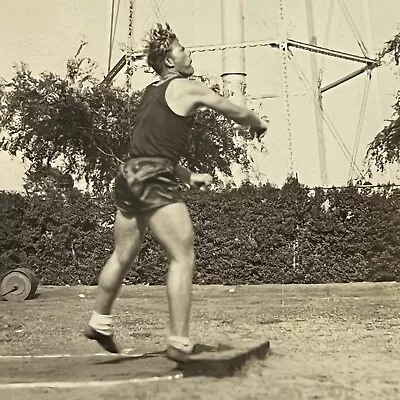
89, 311, 114, 336
168, 335, 194, 354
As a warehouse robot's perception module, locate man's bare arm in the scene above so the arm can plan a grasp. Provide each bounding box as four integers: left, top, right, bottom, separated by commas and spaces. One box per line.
174, 163, 213, 190
183, 80, 267, 130
174, 164, 191, 183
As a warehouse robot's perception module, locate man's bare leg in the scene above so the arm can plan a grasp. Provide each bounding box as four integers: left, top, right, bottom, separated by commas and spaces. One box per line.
85, 210, 147, 352
94, 211, 147, 314
146, 202, 195, 359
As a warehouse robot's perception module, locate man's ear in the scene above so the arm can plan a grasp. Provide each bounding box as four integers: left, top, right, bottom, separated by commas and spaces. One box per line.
164, 56, 174, 68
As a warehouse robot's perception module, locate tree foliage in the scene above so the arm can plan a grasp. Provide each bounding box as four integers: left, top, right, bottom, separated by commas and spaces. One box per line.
366, 31, 400, 174
0, 53, 248, 193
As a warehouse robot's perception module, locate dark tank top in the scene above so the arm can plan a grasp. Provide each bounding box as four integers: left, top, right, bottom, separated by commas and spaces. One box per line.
129, 76, 195, 165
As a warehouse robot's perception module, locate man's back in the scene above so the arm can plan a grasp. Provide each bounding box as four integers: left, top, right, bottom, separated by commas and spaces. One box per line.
130, 77, 195, 164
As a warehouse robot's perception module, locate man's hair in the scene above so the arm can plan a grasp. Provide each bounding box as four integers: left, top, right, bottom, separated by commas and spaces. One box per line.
144, 23, 177, 74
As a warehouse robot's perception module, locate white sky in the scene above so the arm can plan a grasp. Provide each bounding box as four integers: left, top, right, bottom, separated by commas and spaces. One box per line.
1, 0, 400, 190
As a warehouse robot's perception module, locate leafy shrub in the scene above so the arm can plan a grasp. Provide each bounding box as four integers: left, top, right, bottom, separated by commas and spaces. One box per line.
1, 180, 399, 285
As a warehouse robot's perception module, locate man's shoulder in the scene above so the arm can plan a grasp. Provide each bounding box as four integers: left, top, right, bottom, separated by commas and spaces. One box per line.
168, 78, 208, 97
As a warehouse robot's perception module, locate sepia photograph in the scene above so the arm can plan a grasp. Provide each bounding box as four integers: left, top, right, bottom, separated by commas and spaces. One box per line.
1, 1, 399, 399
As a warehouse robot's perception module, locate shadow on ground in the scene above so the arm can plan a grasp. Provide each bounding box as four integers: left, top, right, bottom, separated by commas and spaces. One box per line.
92, 342, 269, 379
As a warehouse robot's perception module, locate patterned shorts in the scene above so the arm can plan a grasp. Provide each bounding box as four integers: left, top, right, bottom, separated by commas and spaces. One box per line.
114, 157, 184, 216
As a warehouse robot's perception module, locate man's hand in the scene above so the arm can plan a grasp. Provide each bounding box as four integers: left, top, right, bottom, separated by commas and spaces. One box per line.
189, 173, 213, 191
174, 164, 212, 190
249, 118, 269, 141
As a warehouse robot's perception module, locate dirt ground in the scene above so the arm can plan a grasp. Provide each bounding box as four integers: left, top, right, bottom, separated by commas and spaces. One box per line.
1, 282, 400, 400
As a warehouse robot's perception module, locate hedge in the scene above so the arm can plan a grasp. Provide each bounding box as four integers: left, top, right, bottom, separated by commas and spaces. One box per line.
1, 179, 399, 285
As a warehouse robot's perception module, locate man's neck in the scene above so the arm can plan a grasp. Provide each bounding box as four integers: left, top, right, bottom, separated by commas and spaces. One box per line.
159, 70, 183, 81
152, 70, 183, 86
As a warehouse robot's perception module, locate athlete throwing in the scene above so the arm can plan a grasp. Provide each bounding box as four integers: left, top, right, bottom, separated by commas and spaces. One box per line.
84, 23, 268, 362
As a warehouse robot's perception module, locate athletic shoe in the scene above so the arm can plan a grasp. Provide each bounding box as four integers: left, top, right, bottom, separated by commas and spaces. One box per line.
165, 345, 192, 363
84, 325, 119, 354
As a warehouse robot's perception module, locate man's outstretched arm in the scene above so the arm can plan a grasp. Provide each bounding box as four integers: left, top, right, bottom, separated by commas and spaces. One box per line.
183, 80, 269, 139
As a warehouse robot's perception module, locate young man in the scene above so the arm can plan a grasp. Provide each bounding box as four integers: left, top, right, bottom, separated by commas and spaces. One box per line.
84, 23, 268, 362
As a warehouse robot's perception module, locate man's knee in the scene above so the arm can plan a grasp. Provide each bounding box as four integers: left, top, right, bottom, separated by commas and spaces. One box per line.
171, 248, 195, 269
113, 245, 140, 269
185, 250, 195, 269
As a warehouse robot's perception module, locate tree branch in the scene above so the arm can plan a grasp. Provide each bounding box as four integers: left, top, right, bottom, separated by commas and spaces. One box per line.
95, 145, 123, 164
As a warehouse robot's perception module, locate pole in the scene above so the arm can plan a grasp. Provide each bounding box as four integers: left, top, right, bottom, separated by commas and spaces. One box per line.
288, 39, 377, 64
362, 0, 393, 182
321, 65, 372, 93
305, 0, 328, 187
125, 0, 135, 92
220, 0, 247, 106
278, 0, 294, 177
108, 0, 116, 73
